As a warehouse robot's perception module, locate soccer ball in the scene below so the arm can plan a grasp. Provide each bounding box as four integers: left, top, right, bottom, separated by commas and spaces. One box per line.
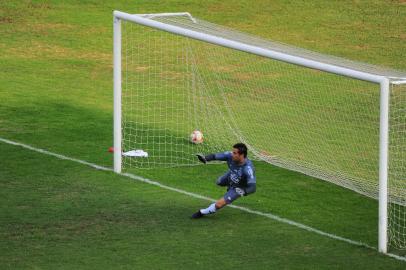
190, 130, 203, 144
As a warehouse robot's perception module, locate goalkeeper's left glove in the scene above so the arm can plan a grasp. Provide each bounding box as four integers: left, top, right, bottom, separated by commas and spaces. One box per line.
234, 187, 246, 197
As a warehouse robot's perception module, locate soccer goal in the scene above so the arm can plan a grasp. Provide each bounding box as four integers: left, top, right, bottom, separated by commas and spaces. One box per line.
112, 11, 406, 253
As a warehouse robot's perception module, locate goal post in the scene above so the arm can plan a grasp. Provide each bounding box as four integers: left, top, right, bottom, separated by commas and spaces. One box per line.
379, 78, 389, 253
112, 10, 406, 253
113, 15, 122, 174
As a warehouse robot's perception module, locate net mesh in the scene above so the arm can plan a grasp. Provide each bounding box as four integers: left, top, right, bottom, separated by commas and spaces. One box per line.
389, 83, 406, 249
120, 14, 406, 249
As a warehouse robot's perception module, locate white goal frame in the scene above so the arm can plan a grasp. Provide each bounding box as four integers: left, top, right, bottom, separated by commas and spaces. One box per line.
113, 10, 397, 253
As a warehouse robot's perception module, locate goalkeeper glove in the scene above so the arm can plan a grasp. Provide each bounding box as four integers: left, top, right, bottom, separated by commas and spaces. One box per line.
196, 154, 215, 164
234, 187, 246, 197
196, 154, 207, 164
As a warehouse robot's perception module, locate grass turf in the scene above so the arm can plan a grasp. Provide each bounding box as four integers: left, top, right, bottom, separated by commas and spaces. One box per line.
0, 0, 405, 268
1, 142, 405, 269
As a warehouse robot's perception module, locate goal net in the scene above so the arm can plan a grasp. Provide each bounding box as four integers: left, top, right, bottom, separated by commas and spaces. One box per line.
114, 11, 406, 251
389, 82, 406, 250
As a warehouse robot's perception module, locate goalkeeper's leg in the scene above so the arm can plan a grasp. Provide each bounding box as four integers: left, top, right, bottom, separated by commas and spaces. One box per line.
191, 189, 241, 218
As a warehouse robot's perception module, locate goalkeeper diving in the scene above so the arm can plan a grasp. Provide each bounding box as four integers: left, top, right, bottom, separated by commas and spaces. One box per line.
192, 143, 256, 218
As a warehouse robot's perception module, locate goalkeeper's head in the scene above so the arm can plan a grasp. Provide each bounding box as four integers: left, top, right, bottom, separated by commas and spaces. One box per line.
232, 143, 248, 163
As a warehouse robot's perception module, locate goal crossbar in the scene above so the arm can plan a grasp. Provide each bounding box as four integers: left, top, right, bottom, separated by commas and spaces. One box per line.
113, 11, 406, 84
135, 12, 197, 23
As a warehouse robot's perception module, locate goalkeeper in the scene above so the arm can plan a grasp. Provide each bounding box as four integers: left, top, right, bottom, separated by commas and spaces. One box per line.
192, 143, 256, 218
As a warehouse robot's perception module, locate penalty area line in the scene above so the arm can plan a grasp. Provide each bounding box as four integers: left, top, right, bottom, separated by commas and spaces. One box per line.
0, 137, 405, 262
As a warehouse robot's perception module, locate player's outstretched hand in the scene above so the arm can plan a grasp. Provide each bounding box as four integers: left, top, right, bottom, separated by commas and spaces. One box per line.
196, 154, 207, 164
234, 187, 246, 197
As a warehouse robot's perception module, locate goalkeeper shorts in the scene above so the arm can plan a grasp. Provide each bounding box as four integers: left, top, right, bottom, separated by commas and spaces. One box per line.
223, 188, 241, 204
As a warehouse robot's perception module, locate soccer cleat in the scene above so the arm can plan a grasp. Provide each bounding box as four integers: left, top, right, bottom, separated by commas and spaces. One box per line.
191, 210, 204, 219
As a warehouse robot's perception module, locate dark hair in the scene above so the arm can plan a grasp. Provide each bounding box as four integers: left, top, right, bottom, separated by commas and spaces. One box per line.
233, 143, 247, 158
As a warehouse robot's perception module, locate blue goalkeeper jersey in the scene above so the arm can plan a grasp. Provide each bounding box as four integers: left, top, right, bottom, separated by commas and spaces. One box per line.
214, 151, 256, 189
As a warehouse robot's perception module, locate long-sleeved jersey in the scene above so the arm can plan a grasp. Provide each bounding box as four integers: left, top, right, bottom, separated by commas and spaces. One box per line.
213, 151, 256, 195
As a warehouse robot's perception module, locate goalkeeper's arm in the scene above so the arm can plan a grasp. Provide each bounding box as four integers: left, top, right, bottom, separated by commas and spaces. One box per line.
235, 183, 256, 197
242, 164, 256, 196
197, 151, 231, 164
245, 183, 256, 195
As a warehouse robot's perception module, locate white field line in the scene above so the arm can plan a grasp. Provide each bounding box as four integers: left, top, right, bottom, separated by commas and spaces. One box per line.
0, 137, 405, 262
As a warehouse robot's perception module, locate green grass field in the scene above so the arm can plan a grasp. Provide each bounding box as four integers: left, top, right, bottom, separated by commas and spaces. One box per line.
1, 0, 405, 269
